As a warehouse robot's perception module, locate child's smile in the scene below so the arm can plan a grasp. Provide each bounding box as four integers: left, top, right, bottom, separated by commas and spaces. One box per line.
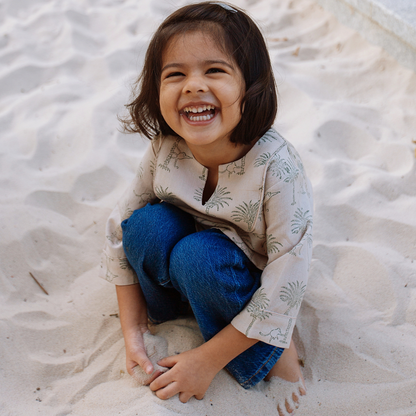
159, 30, 246, 166
180, 104, 216, 122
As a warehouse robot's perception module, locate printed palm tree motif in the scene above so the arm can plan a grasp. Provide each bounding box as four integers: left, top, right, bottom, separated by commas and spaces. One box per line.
133, 191, 153, 204
259, 318, 293, 345
268, 155, 288, 180
257, 130, 278, 145
219, 156, 246, 177
137, 162, 144, 179
193, 188, 203, 203
283, 157, 300, 205
286, 142, 310, 198
280, 281, 306, 315
231, 200, 260, 230
154, 186, 177, 204
149, 160, 156, 177
254, 152, 271, 167
158, 139, 192, 172
291, 208, 312, 235
199, 167, 208, 182
204, 186, 232, 213
245, 288, 272, 335
289, 232, 313, 257
119, 258, 132, 271
265, 234, 283, 254
121, 201, 134, 221
268, 150, 302, 206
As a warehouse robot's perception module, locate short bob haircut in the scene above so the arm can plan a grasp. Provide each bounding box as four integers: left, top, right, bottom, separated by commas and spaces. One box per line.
121, 1, 278, 145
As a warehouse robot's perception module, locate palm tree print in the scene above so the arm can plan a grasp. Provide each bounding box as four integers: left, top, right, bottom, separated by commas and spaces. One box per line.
283, 157, 300, 205
154, 186, 177, 204
231, 200, 260, 230
119, 258, 132, 271
257, 130, 278, 145
289, 232, 313, 256
137, 162, 144, 179
280, 281, 306, 315
133, 191, 153, 204
286, 142, 311, 199
204, 186, 232, 213
254, 152, 271, 167
193, 187, 203, 203
291, 208, 312, 235
265, 234, 283, 254
245, 288, 272, 335
149, 160, 156, 177
121, 202, 134, 221
268, 155, 288, 180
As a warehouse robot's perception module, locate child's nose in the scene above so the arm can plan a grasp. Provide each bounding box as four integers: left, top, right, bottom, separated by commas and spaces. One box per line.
183, 75, 208, 94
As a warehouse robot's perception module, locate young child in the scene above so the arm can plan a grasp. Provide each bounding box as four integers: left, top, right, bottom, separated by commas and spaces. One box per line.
100, 2, 313, 415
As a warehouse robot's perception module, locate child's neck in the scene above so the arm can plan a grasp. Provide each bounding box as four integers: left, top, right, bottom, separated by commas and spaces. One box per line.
187, 140, 254, 171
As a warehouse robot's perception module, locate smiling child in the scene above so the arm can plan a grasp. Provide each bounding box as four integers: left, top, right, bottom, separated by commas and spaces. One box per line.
100, 3, 313, 415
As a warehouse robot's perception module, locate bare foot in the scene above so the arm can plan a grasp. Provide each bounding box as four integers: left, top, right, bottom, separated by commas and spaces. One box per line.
131, 332, 169, 385
264, 339, 306, 416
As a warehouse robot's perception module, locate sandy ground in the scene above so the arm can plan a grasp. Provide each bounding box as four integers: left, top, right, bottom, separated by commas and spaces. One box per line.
0, 0, 415, 415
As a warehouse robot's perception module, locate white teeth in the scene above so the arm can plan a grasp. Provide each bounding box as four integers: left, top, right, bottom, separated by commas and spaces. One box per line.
184, 105, 215, 113
189, 113, 214, 121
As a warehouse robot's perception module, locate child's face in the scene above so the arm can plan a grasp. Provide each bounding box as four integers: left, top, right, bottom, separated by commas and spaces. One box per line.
159, 30, 245, 155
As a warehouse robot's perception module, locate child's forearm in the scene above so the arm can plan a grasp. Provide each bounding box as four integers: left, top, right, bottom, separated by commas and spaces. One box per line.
116, 283, 149, 335
199, 324, 259, 371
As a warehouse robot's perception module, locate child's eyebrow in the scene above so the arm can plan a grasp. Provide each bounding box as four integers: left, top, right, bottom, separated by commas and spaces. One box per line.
161, 59, 235, 73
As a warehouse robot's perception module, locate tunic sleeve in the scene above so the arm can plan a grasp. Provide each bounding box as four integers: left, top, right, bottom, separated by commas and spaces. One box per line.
231, 144, 313, 348
99, 138, 161, 285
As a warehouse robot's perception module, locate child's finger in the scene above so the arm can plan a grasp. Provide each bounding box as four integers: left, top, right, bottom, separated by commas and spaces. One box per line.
154, 381, 179, 401
131, 353, 154, 374
157, 355, 177, 368
149, 369, 173, 391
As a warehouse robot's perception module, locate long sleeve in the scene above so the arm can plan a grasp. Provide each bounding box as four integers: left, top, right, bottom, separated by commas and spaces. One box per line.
231, 141, 313, 348
99, 138, 161, 285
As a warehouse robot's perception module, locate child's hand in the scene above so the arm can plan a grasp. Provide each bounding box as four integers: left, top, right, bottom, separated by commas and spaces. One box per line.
124, 325, 155, 382
149, 346, 221, 403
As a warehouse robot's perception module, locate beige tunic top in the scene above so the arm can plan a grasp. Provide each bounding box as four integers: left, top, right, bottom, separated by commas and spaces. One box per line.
99, 128, 313, 348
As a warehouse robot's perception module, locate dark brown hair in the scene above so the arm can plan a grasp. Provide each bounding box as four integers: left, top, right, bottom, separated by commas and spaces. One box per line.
121, 1, 277, 145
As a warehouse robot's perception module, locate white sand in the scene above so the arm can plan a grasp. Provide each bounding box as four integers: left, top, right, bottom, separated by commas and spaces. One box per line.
0, 0, 415, 415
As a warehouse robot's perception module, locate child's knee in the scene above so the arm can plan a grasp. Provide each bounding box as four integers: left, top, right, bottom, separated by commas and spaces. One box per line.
170, 231, 240, 290
122, 202, 195, 257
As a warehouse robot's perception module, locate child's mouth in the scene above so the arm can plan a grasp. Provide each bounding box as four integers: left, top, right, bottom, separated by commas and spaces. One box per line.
181, 105, 216, 122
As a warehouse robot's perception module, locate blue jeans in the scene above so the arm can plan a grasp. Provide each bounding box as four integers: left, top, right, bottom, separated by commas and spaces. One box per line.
121, 202, 283, 389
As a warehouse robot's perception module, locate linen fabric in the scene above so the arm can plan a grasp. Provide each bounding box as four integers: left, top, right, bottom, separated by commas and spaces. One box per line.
99, 128, 313, 348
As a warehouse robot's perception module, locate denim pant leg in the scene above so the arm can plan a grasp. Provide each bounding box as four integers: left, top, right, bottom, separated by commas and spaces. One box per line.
121, 202, 283, 389
170, 229, 284, 389
121, 202, 196, 323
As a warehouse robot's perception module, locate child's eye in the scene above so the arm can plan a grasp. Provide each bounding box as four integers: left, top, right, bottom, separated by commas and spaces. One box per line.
207, 68, 225, 74
166, 72, 184, 78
